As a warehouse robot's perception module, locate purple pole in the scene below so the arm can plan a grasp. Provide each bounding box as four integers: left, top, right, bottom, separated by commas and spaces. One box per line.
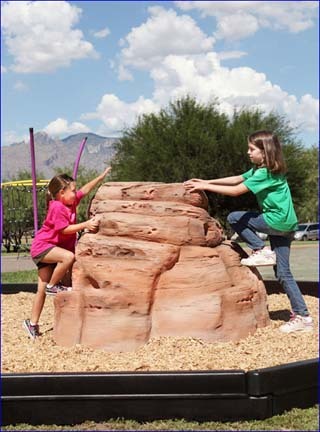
0, 188, 3, 244
73, 137, 87, 180
29, 127, 38, 234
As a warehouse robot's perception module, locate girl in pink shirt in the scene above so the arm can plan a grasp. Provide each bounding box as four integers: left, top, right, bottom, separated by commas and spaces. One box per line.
23, 167, 111, 339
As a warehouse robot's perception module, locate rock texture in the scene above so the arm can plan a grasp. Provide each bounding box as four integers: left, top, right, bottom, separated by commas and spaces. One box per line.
53, 182, 270, 351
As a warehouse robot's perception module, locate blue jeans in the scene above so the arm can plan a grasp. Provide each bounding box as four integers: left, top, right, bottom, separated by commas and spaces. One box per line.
227, 211, 309, 317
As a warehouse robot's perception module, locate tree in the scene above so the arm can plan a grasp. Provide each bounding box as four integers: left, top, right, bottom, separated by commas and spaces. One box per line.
111, 96, 316, 228
111, 96, 229, 182
293, 145, 318, 222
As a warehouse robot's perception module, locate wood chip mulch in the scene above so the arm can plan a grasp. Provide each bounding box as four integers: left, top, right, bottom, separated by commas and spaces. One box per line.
1, 292, 318, 373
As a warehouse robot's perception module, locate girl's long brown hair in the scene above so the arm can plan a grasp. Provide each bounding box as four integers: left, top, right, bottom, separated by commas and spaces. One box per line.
248, 130, 287, 174
46, 174, 74, 210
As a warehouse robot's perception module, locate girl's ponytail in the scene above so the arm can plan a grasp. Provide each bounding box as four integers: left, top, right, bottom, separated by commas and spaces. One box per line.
46, 189, 53, 211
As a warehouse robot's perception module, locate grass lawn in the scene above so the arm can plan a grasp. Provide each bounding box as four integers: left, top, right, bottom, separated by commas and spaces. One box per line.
1, 269, 38, 283
1, 406, 319, 431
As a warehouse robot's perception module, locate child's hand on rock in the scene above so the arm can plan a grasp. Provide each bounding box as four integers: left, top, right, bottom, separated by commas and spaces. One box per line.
85, 217, 100, 233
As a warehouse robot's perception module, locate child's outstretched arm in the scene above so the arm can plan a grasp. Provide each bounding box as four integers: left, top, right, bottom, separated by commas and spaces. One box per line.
184, 179, 248, 197
80, 166, 111, 196
187, 175, 244, 186
60, 217, 99, 235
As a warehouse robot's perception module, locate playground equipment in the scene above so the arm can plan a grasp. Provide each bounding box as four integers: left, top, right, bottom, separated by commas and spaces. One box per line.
1, 128, 88, 252
1, 180, 48, 252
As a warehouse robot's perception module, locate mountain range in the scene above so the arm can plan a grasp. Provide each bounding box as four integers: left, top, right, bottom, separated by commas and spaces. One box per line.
1, 132, 117, 180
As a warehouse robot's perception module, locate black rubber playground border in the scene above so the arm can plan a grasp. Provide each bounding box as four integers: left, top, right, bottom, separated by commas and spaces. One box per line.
1, 280, 319, 426
1, 280, 318, 296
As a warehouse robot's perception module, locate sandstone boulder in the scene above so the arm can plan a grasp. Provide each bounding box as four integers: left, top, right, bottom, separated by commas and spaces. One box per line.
53, 182, 270, 351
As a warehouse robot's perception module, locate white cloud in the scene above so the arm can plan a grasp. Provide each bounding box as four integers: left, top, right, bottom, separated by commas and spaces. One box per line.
1, 1, 98, 73
118, 6, 214, 77
86, 50, 318, 136
93, 27, 110, 39
118, 64, 133, 81
175, 1, 318, 41
284, 93, 319, 131
217, 51, 247, 61
1, 65, 8, 73
13, 80, 28, 91
43, 118, 91, 137
81, 3, 318, 137
2, 130, 28, 146
149, 52, 319, 132
82, 94, 159, 136
215, 12, 259, 41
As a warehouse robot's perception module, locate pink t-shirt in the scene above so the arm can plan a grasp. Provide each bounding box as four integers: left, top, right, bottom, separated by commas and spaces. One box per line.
31, 190, 84, 258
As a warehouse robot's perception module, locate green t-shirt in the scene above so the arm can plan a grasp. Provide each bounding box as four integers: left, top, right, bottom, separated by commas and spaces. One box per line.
242, 167, 298, 232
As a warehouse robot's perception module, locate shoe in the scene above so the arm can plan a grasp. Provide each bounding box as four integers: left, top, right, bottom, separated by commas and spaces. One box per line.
241, 248, 276, 267
45, 283, 72, 296
57, 284, 72, 293
279, 314, 313, 333
23, 319, 40, 340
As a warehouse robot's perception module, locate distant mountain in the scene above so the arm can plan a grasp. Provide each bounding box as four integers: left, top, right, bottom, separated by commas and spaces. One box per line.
1, 132, 118, 180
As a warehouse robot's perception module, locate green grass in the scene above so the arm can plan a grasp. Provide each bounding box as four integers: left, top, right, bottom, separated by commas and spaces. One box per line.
1, 269, 38, 283
1, 406, 319, 431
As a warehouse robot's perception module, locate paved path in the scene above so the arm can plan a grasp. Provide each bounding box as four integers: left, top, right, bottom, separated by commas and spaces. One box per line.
1, 243, 318, 280
1, 254, 35, 273
258, 243, 318, 281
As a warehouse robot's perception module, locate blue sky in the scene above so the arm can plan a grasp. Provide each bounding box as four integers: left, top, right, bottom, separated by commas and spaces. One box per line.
1, 0, 319, 147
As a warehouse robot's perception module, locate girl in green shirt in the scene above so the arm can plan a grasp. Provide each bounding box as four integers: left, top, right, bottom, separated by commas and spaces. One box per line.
184, 130, 312, 334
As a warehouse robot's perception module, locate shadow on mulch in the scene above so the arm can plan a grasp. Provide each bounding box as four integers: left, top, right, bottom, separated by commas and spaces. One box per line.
269, 309, 291, 322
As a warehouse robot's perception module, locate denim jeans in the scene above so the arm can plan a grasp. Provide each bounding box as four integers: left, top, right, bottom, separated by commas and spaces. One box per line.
227, 211, 309, 317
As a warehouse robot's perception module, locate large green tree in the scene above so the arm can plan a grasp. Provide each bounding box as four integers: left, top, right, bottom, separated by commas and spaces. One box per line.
293, 145, 318, 222
111, 96, 316, 227
111, 96, 229, 182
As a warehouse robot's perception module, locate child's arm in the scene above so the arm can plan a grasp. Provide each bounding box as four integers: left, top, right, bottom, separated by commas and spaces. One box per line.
60, 217, 99, 235
79, 167, 111, 196
187, 175, 244, 186
184, 179, 248, 197
207, 175, 244, 185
